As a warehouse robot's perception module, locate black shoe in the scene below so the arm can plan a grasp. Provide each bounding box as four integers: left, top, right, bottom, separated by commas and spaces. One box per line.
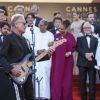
81, 96, 87, 100
89, 97, 95, 100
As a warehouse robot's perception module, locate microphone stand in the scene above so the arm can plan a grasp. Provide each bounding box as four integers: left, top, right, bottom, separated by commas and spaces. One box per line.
30, 25, 36, 100
36, 77, 43, 100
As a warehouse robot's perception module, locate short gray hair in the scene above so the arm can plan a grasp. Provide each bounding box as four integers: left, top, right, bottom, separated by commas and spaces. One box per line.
39, 19, 48, 27
11, 14, 24, 26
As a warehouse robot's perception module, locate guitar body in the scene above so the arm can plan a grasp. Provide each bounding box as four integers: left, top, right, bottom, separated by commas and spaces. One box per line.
10, 54, 33, 84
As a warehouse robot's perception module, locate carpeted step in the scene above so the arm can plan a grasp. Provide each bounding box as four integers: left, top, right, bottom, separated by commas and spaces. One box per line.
72, 75, 100, 100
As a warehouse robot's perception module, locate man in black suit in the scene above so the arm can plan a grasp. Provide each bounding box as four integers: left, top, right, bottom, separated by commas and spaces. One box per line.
87, 12, 100, 36
0, 21, 10, 47
30, 4, 42, 27
0, 14, 33, 100
47, 11, 62, 30
49, 17, 62, 34
77, 21, 98, 100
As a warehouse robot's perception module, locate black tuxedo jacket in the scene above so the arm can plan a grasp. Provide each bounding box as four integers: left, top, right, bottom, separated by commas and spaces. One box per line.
0, 35, 6, 50
0, 35, 2, 49
49, 28, 56, 34
47, 21, 54, 30
35, 16, 42, 27
93, 22, 100, 35
77, 35, 98, 67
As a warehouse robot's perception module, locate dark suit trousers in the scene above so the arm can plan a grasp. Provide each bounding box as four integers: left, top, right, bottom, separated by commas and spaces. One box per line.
79, 66, 96, 100
17, 75, 34, 100
0, 68, 16, 100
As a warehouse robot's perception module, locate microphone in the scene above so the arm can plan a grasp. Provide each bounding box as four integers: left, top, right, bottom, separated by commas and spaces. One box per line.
29, 24, 34, 32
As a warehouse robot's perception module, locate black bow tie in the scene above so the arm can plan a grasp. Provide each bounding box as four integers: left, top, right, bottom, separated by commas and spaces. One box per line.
86, 35, 92, 38
0, 34, 4, 37
28, 25, 33, 27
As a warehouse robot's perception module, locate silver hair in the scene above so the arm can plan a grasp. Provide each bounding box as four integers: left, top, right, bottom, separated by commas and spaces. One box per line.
11, 14, 24, 26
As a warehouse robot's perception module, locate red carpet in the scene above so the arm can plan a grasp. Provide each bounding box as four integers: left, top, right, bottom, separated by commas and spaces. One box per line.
72, 75, 100, 100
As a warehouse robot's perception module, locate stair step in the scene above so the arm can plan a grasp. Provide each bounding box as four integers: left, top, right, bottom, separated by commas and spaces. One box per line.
72, 75, 100, 100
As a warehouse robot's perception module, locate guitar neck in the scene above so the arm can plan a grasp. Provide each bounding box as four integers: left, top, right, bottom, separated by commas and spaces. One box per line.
35, 45, 56, 62
35, 38, 66, 62
35, 50, 48, 62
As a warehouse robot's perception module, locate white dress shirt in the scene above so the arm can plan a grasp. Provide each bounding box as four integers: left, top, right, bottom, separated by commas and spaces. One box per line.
86, 36, 91, 48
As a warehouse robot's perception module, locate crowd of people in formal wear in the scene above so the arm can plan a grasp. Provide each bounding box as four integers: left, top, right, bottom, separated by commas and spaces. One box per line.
0, 4, 100, 100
